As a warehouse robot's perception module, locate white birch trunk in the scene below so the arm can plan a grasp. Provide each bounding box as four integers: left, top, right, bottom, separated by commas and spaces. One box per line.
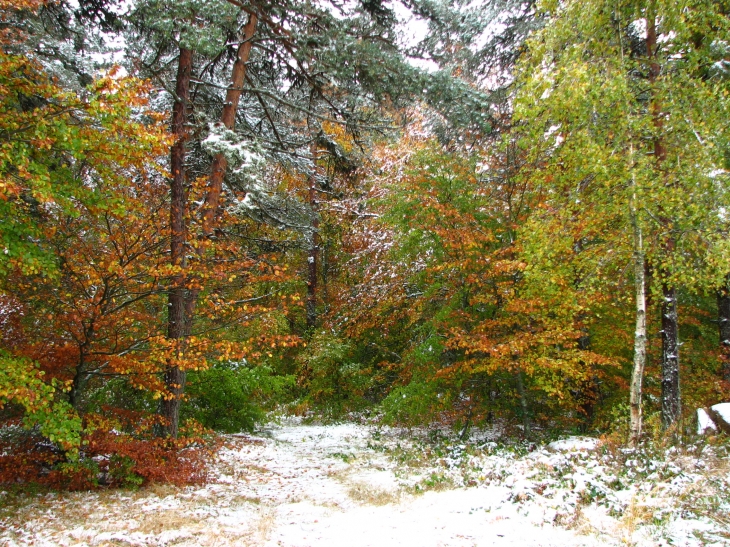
629, 171, 647, 447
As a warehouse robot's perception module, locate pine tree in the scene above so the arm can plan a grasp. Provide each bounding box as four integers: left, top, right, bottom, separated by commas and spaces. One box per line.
125, 0, 510, 435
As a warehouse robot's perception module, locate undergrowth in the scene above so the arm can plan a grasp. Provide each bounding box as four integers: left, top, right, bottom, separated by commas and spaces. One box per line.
0, 414, 220, 492
363, 421, 730, 542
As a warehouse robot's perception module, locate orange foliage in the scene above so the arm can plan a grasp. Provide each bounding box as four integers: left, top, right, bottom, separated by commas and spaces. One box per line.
0, 418, 214, 490
321, 133, 622, 427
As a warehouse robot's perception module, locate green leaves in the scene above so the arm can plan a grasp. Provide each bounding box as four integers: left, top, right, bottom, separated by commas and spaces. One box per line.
0, 351, 82, 456
0, 53, 168, 280
183, 363, 294, 432
515, 0, 730, 292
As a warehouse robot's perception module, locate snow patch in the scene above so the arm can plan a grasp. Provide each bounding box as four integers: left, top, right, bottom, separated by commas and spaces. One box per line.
3, 421, 730, 547
548, 436, 599, 452
711, 402, 730, 423
697, 408, 717, 434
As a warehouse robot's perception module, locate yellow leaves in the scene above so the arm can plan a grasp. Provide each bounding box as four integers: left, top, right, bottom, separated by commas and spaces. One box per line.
0, 0, 44, 11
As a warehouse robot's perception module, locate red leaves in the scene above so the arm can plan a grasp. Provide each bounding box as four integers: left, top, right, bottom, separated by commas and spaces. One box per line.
0, 417, 214, 490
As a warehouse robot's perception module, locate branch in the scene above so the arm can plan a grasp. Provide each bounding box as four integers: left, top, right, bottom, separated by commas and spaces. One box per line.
245, 87, 396, 131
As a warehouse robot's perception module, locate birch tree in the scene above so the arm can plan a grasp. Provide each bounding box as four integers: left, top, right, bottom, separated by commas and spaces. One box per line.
513, 0, 730, 443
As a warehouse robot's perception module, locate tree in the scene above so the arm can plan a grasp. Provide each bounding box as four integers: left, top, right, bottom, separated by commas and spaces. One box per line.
4, 170, 170, 411
0, 0, 169, 453
324, 132, 614, 430
512, 0, 730, 442
125, 0, 509, 436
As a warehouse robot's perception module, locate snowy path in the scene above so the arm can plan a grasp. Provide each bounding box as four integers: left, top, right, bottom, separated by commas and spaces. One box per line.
2, 420, 728, 546
217, 423, 604, 547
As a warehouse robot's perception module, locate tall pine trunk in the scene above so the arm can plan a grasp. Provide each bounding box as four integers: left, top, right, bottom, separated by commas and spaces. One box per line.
161, 47, 193, 438
162, 14, 258, 437
202, 13, 258, 236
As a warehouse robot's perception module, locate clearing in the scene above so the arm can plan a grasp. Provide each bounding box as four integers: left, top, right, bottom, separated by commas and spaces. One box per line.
1, 418, 729, 546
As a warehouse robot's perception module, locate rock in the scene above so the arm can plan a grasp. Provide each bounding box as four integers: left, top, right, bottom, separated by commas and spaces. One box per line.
697, 403, 730, 435
697, 408, 717, 434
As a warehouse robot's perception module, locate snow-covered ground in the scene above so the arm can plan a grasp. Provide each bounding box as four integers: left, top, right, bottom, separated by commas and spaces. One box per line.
1, 418, 729, 546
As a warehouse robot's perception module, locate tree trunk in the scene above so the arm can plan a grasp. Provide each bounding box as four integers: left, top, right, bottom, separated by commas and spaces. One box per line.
647, 6, 681, 432
516, 371, 530, 438
628, 133, 647, 447
202, 13, 258, 237
306, 144, 319, 330
661, 283, 681, 429
69, 356, 87, 410
629, 233, 647, 447
69, 323, 94, 411
162, 15, 258, 437
717, 275, 730, 382
161, 47, 193, 439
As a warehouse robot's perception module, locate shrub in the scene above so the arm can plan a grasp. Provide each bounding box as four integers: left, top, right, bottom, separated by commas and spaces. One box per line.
182, 362, 294, 433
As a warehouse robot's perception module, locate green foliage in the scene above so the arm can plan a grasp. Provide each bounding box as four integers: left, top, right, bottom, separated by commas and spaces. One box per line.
298, 332, 372, 416
107, 454, 144, 489
514, 0, 730, 290
337, 139, 613, 430
0, 351, 82, 455
0, 52, 166, 280
183, 362, 294, 433
381, 378, 450, 426
511, 0, 730, 433
129, 0, 239, 55
85, 378, 158, 418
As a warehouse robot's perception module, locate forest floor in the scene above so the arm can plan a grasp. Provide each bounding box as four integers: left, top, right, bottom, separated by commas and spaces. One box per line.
1, 417, 729, 547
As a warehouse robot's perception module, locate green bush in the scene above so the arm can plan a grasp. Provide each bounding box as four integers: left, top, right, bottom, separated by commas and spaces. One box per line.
298, 332, 372, 416
182, 362, 294, 433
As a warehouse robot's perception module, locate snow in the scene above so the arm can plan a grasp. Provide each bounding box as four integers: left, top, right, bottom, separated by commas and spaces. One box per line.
697, 408, 717, 434
2, 419, 729, 547
547, 437, 599, 452
711, 402, 730, 423
630, 18, 648, 40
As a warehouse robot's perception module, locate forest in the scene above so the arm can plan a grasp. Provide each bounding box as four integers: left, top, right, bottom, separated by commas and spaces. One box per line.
1, 0, 730, 492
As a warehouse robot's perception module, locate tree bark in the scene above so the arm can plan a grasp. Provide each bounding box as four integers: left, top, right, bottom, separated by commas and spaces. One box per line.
162, 14, 258, 437
629, 220, 647, 447
646, 6, 681, 431
306, 144, 319, 330
661, 282, 681, 428
202, 12, 258, 237
161, 47, 193, 438
717, 275, 730, 382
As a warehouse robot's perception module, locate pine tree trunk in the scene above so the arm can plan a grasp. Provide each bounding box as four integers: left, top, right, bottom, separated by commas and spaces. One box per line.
717, 275, 730, 382
162, 15, 258, 437
162, 47, 193, 438
306, 144, 319, 330
661, 283, 681, 429
202, 13, 258, 236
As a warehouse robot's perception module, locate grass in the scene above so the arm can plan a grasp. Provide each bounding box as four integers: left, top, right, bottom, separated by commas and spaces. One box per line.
347, 483, 402, 505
